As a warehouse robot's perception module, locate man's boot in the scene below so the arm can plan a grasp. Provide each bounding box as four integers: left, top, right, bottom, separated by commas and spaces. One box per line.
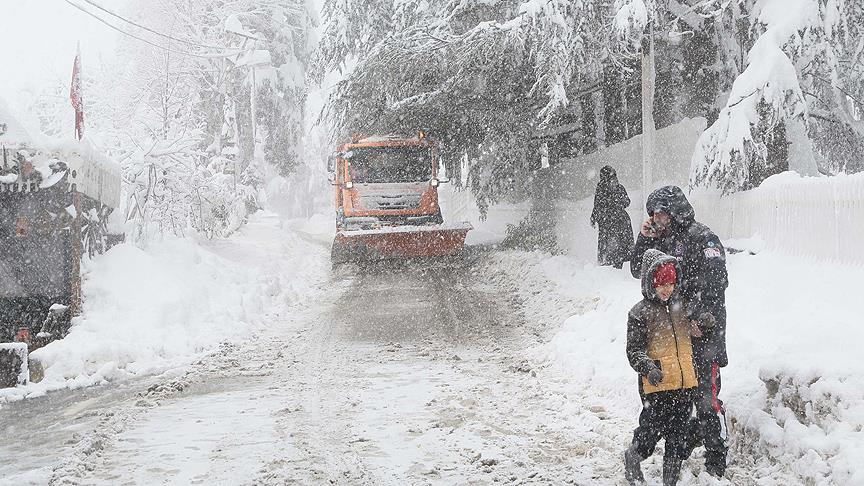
704, 451, 726, 478
662, 459, 683, 486
623, 445, 645, 485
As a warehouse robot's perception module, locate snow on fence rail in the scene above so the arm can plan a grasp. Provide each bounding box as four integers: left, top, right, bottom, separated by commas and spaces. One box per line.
691, 172, 864, 264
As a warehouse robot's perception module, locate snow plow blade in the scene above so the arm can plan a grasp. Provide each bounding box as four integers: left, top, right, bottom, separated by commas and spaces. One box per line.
0, 343, 29, 388
332, 222, 472, 263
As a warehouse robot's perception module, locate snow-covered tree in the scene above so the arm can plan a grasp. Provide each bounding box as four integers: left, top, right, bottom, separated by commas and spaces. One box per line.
316, 0, 606, 211
85, 0, 315, 240
690, 0, 864, 192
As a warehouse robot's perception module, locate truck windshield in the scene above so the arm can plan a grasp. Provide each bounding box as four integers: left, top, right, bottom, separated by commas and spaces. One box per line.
348, 147, 432, 183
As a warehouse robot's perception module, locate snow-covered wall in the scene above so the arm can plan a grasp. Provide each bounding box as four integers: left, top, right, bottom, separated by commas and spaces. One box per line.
555, 117, 706, 201
555, 173, 864, 266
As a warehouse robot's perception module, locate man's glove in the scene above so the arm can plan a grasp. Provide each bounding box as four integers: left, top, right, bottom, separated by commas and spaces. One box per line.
699, 312, 717, 329
647, 368, 663, 386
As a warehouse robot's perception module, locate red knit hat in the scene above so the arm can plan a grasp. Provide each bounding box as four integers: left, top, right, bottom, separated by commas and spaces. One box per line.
652, 262, 677, 288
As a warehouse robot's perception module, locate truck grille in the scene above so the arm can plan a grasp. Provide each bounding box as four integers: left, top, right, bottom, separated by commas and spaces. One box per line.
359, 194, 421, 211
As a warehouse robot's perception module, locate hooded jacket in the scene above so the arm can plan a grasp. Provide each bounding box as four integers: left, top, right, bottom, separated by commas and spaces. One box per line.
590, 166, 633, 265
630, 185, 729, 366
626, 249, 698, 395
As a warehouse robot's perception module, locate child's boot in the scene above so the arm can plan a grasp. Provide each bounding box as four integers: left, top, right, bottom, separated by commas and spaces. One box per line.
662, 459, 682, 486
623, 444, 645, 485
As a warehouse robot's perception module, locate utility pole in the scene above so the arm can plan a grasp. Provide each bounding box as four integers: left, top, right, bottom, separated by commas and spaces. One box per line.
641, 23, 656, 198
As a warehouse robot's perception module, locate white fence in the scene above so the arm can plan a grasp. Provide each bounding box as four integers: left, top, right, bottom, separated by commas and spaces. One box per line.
554, 115, 864, 265
691, 173, 864, 264
554, 173, 864, 266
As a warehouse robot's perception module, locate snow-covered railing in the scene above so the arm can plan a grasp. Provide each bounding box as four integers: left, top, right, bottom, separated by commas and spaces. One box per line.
691, 172, 864, 264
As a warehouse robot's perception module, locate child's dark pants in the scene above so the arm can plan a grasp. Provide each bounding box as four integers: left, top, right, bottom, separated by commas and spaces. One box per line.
630, 388, 693, 462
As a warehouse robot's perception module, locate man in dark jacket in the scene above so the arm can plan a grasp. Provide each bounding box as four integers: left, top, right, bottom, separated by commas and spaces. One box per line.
630, 185, 729, 477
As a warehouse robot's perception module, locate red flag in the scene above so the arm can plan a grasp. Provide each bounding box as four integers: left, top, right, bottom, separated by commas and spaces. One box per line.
70, 45, 84, 140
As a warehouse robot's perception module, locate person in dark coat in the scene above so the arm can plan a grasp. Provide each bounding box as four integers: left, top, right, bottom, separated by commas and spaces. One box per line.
630, 185, 730, 478
590, 166, 633, 268
624, 248, 698, 486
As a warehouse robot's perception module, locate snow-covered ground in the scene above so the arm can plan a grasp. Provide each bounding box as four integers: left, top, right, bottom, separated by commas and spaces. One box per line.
0, 211, 332, 404
512, 247, 863, 485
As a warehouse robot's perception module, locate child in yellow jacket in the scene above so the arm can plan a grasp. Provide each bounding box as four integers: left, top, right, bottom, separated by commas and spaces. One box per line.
624, 249, 698, 486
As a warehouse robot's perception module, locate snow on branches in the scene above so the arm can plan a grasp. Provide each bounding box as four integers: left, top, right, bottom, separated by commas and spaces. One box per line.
690, 0, 838, 193
103, 0, 314, 240
317, 0, 601, 209
612, 0, 658, 51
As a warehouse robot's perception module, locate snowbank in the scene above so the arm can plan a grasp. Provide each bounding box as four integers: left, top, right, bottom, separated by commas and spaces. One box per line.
513, 247, 863, 484
0, 211, 329, 403
720, 254, 864, 485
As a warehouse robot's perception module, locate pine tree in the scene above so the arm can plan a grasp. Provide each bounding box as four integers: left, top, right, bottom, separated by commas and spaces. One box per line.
690, 0, 864, 192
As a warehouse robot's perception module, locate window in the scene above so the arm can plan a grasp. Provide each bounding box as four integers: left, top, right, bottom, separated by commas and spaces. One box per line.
348, 147, 432, 183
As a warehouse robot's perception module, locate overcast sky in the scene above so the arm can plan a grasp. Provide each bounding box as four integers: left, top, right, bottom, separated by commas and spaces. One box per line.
0, 0, 121, 97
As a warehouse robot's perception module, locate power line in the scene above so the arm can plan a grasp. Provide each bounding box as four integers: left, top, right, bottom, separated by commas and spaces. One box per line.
63, 0, 239, 59
79, 0, 229, 51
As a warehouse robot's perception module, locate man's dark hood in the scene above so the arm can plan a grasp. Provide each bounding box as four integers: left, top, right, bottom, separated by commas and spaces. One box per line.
646, 185, 695, 225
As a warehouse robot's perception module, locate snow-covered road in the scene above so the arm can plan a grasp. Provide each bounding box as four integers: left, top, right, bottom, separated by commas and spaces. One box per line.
0, 239, 633, 485
6, 256, 596, 484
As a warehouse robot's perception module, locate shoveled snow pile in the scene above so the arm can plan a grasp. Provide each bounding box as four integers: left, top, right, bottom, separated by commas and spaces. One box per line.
0, 211, 329, 403
513, 249, 863, 484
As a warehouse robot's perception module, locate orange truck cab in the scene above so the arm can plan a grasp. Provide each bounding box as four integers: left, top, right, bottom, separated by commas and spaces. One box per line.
328, 133, 470, 262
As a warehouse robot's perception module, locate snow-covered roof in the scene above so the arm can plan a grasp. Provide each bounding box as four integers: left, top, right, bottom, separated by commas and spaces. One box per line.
45, 139, 122, 209
0, 100, 121, 208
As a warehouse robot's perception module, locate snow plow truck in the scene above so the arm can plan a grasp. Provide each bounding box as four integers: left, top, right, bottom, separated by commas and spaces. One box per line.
0, 106, 121, 388
328, 133, 471, 263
